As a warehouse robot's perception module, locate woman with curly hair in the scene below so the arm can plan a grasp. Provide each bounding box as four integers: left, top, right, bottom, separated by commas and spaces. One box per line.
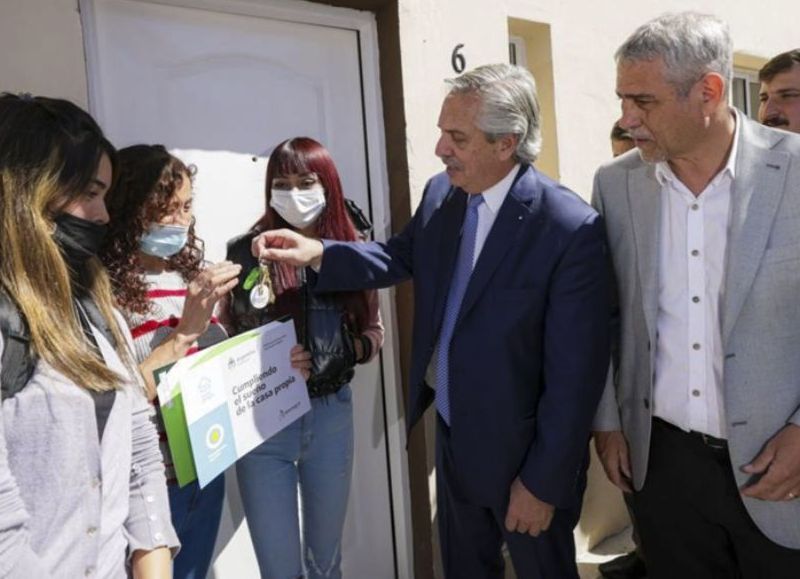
221, 137, 384, 579
100, 144, 242, 579
0, 95, 176, 577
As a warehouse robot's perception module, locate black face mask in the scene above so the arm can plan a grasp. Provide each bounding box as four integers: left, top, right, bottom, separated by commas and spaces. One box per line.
53, 213, 108, 269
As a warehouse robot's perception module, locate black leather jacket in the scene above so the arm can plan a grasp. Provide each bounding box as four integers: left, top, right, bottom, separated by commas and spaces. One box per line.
225, 232, 356, 398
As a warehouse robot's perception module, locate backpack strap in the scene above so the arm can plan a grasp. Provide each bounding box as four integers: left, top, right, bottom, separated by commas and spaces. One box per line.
0, 291, 37, 400
344, 198, 373, 238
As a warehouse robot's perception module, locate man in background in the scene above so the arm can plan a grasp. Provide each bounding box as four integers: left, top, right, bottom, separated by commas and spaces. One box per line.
610, 122, 635, 157
759, 49, 800, 133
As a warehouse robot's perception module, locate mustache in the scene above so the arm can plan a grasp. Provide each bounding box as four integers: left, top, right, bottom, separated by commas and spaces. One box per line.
763, 117, 789, 128
441, 157, 464, 170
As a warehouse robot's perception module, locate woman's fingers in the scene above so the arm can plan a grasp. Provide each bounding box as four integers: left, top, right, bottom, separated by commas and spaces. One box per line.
189, 262, 241, 300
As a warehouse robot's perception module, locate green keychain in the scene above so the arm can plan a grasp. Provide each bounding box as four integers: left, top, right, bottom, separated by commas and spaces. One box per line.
243, 266, 261, 291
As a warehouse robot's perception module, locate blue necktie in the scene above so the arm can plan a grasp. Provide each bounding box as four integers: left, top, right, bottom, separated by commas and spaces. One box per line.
435, 193, 484, 425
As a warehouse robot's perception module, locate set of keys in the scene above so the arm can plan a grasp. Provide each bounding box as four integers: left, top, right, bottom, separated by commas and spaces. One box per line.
243, 259, 275, 310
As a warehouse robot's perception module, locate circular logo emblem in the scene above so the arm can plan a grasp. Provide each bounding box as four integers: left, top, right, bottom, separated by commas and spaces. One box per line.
206, 424, 225, 450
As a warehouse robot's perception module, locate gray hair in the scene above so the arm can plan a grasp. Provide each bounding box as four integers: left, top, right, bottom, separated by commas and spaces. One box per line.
445, 63, 541, 163
616, 12, 732, 98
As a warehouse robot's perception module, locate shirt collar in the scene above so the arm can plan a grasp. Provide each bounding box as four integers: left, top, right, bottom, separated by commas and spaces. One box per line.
654, 110, 740, 187
480, 163, 520, 214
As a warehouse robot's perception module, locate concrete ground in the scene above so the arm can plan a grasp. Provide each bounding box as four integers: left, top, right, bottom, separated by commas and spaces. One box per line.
502, 524, 635, 579
577, 525, 635, 579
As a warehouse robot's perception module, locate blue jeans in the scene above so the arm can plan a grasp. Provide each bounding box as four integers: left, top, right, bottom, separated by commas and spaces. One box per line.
168, 475, 225, 579
236, 385, 354, 579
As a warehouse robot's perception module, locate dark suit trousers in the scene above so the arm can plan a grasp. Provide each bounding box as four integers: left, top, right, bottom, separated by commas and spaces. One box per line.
633, 418, 800, 579
436, 417, 581, 579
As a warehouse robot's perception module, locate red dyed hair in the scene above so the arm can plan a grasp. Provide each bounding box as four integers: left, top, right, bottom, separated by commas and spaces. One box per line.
252, 137, 369, 332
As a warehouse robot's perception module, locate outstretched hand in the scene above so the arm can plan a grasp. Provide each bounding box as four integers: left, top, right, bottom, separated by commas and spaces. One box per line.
251, 229, 324, 268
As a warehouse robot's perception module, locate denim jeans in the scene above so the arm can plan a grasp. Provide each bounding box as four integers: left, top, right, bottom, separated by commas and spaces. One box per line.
236, 385, 354, 579
168, 474, 225, 579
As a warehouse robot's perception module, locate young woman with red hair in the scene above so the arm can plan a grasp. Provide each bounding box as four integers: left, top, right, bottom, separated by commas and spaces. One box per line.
221, 137, 383, 579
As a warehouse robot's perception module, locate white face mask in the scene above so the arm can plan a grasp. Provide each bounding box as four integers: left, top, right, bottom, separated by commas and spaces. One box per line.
269, 185, 327, 229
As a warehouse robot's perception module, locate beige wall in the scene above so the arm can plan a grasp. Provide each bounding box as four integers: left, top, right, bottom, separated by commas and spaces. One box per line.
505, 0, 800, 200
508, 18, 560, 181
0, 0, 88, 106
397, 0, 508, 206
391, 0, 800, 206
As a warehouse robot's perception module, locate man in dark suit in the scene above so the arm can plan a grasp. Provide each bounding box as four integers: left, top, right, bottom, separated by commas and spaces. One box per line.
253, 63, 610, 578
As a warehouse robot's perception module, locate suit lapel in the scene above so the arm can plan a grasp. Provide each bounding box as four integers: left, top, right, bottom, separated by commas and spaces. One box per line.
722, 119, 789, 343
628, 164, 661, 341
457, 166, 540, 322
430, 187, 467, 334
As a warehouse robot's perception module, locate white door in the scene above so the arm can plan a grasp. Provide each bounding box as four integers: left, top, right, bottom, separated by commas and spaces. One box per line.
81, 1, 409, 577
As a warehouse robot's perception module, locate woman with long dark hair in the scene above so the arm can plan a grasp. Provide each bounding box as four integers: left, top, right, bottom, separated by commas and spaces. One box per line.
221, 137, 383, 579
101, 144, 241, 579
0, 95, 176, 577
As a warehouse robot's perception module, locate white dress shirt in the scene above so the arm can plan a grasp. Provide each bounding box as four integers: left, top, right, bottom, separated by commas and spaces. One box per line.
652, 120, 739, 438
426, 163, 520, 389
471, 163, 520, 267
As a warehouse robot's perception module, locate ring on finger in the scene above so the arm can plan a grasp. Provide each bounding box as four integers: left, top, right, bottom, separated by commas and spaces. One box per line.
788, 492, 797, 500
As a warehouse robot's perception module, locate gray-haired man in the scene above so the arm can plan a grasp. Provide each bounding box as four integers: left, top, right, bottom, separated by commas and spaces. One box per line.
252, 63, 610, 578
593, 12, 800, 577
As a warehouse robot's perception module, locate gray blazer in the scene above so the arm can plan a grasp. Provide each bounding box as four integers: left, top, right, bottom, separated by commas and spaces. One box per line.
593, 111, 800, 549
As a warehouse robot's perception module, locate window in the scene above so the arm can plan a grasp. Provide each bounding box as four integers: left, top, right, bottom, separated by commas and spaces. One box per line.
507, 19, 559, 180
732, 69, 760, 120
509, 36, 527, 68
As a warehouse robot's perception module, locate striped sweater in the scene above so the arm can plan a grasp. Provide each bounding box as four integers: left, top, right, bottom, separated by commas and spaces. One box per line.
125, 270, 228, 484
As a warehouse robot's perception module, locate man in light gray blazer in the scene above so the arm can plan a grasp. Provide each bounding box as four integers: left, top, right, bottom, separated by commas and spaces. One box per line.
593, 12, 800, 578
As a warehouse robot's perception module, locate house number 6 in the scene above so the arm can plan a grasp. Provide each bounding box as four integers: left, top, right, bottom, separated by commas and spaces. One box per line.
451, 44, 465, 73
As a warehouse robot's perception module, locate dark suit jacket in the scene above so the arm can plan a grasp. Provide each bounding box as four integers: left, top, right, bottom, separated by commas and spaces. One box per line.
317, 165, 610, 508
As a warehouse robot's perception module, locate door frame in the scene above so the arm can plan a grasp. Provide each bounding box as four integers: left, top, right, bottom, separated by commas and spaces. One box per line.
79, 1, 412, 576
